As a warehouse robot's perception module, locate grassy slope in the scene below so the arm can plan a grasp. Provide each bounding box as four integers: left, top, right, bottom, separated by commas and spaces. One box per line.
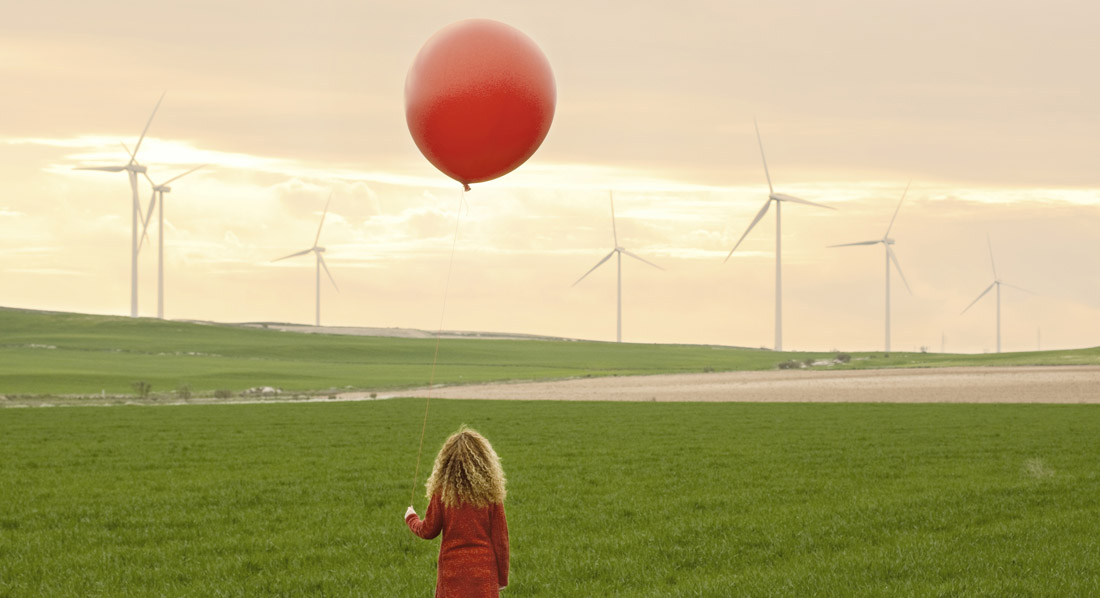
1, 400, 1097, 597
1, 307, 1098, 397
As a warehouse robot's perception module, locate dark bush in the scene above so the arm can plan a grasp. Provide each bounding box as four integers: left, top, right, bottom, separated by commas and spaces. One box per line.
131, 381, 152, 399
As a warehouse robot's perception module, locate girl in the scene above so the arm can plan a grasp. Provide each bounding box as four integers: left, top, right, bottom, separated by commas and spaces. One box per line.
405, 426, 510, 597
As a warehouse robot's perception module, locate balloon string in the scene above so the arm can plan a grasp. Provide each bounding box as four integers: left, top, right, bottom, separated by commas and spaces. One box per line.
410, 187, 466, 506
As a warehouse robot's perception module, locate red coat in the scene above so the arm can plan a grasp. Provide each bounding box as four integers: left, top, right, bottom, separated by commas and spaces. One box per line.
406, 493, 510, 597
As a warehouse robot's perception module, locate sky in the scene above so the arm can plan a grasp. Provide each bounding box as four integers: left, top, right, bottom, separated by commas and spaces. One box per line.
2, 0, 1098, 352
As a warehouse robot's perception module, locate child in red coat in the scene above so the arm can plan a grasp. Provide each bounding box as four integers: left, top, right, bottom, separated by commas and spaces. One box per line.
405, 426, 510, 597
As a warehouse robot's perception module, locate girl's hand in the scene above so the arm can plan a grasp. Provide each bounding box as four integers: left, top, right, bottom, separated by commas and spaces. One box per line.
405, 506, 416, 519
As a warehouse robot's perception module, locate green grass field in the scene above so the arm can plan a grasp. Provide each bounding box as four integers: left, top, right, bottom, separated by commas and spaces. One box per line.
2, 307, 1098, 399
1, 399, 1097, 597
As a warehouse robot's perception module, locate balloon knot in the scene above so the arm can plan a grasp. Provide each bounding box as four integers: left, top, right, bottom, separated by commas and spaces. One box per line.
463, 183, 471, 192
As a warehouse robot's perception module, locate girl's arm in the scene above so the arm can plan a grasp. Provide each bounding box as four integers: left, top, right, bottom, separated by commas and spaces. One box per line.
406, 494, 443, 539
492, 502, 510, 588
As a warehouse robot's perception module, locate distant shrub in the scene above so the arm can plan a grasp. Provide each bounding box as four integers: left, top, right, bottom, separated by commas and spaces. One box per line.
131, 381, 152, 399
777, 360, 801, 370
836, 353, 851, 364
370, 392, 377, 399
702, 366, 715, 373
214, 389, 232, 399
176, 383, 192, 401
804, 358, 816, 367
920, 346, 929, 354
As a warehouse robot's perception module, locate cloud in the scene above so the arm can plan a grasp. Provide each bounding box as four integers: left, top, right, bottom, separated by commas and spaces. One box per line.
7, 267, 91, 276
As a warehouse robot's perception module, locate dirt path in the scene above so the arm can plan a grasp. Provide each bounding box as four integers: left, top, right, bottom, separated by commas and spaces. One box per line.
353, 366, 1100, 403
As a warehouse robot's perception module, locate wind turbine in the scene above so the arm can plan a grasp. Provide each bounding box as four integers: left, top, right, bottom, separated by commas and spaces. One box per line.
73, 92, 166, 317
572, 192, 663, 343
274, 194, 339, 327
961, 235, 1032, 353
724, 120, 835, 351
137, 164, 206, 319
829, 182, 912, 353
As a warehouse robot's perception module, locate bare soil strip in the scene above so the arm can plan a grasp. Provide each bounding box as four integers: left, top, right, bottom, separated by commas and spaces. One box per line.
361, 366, 1100, 403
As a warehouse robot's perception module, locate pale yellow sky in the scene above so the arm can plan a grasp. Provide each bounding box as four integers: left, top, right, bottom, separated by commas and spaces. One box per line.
1, 1, 1098, 352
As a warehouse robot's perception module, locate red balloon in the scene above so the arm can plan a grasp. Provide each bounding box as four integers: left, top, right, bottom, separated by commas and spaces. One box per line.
405, 19, 556, 190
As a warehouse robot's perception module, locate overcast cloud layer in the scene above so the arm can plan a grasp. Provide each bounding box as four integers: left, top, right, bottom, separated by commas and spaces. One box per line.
2, 0, 1097, 352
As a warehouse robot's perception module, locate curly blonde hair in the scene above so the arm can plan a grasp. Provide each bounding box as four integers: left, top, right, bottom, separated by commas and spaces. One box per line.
425, 426, 506, 508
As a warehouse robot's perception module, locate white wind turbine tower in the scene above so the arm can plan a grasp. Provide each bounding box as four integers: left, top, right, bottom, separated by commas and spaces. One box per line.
572, 192, 663, 343
828, 182, 913, 353
961, 235, 1032, 353
138, 164, 206, 319
74, 92, 165, 317
724, 120, 835, 351
273, 194, 339, 327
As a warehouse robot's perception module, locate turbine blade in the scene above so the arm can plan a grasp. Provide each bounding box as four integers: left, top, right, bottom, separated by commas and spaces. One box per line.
130, 91, 166, 161
120, 142, 136, 162
138, 191, 157, 252
74, 166, 126, 172
313, 192, 332, 248
828, 240, 881, 248
987, 233, 998, 280
1002, 282, 1036, 295
622, 248, 664, 270
754, 118, 773, 195
773, 193, 836, 210
130, 174, 144, 224
961, 282, 996, 315
724, 199, 772, 263
887, 245, 912, 295
161, 164, 206, 186
884, 180, 910, 237
572, 250, 616, 287
609, 191, 618, 247
273, 248, 313, 262
319, 254, 339, 292
141, 170, 156, 187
